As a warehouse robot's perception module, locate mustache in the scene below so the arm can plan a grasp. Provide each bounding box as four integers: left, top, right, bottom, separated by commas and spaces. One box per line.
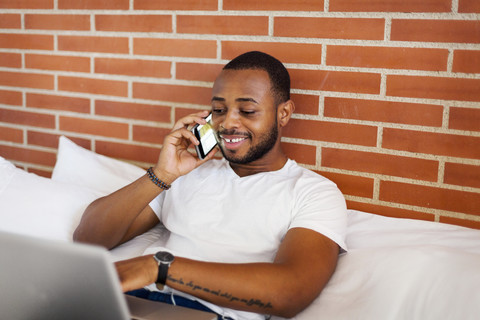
217, 129, 251, 138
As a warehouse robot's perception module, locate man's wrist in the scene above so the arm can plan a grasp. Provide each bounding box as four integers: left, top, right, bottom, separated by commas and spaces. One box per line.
151, 167, 177, 186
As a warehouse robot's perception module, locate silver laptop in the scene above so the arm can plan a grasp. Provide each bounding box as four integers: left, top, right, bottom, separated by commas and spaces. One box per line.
0, 231, 216, 320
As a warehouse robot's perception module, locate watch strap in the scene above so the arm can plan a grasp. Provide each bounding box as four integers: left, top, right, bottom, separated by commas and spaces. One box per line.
157, 261, 169, 285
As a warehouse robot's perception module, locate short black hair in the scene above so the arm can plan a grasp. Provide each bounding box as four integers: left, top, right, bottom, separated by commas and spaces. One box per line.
223, 51, 290, 106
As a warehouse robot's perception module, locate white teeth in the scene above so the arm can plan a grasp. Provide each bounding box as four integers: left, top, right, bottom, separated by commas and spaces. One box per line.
225, 137, 246, 143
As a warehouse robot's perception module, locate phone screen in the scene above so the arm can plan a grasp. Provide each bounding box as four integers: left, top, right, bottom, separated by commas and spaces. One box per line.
191, 113, 217, 160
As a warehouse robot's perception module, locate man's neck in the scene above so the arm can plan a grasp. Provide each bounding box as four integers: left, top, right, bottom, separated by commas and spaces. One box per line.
229, 153, 288, 177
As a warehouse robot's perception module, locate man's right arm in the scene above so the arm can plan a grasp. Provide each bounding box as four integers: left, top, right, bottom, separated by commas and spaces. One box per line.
73, 110, 216, 250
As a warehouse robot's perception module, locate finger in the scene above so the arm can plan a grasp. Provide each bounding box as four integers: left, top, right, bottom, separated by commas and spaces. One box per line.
197, 147, 219, 164
172, 110, 210, 131
167, 127, 200, 147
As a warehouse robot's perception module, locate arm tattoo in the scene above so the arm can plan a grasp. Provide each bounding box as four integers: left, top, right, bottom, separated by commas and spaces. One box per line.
167, 275, 273, 310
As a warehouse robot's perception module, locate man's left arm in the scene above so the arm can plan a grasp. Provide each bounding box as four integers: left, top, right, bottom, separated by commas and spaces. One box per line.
116, 227, 339, 318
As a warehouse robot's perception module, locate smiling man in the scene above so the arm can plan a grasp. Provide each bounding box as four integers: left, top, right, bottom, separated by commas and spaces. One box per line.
74, 51, 347, 320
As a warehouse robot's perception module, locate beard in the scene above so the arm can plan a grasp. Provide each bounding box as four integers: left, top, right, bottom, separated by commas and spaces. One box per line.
217, 118, 279, 165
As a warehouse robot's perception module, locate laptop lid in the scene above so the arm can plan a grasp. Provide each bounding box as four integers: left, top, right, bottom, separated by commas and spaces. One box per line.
0, 231, 130, 320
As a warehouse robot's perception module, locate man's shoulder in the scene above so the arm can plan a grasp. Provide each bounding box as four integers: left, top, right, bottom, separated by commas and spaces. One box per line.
285, 160, 332, 183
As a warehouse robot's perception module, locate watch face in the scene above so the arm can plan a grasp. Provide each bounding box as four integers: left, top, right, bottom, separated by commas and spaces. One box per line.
155, 251, 174, 263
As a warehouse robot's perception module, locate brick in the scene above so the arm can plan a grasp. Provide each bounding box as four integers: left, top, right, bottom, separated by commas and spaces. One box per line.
0, 125, 23, 143
458, 0, 480, 13
133, 82, 212, 105
346, 200, 435, 221
0, 89, 22, 106
322, 147, 439, 181
58, 36, 129, 54
290, 69, 381, 94
95, 58, 171, 78
25, 14, 90, 31
174, 107, 210, 121
324, 97, 443, 127
177, 15, 268, 36
291, 93, 319, 116
132, 125, 171, 144
391, 19, 480, 44
383, 128, 480, 160
0, 71, 54, 90
224, 0, 324, 11
59, 116, 128, 139
95, 15, 171, 33
27, 131, 63, 149
452, 50, 480, 73
444, 162, 480, 189
0, 52, 21, 68
281, 142, 316, 166
449, 107, 480, 132
0, 33, 53, 50
327, 45, 448, 71
0, 145, 56, 166
95, 100, 171, 122
380, 180, 480, 216
0, 108, 55, 129
26, 54, 90, 72
134, 38, 216, 58
275, 17, 384, 40
58, 76, 128, 97
317, 171, 374, 198
283, 118, 377, 146
387, 75, 480, 102
95, 140, 159, 164
439, 216, 480, 230
134, 0, 217, 10
0, 0, 53, 9
28, 168, 51, 178
0, 14, 21, 28
27, 93, 90, 113
27, 131, 91, 149
58, 0, 128, 9
176, 62, 223, 82
329, 0, 450, 12
221, 41, 323, 64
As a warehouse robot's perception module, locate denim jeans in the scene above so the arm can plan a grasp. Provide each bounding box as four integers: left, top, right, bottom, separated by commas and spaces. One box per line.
126, 288, 234, 320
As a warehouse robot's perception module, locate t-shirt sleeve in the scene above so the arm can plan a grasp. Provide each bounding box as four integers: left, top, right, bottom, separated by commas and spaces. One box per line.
289, 178, 348, 252
148, 191, 166, 220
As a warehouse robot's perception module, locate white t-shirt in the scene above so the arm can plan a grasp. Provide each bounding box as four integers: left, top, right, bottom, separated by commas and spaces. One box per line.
149, 158, 347, 259
146, 158, 347, 319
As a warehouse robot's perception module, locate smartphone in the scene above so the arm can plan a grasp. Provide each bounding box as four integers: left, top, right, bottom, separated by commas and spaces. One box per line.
191, 113, 218, 160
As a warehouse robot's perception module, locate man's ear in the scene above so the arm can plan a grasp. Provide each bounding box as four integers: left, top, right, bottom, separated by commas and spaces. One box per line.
277, 99, 295, 127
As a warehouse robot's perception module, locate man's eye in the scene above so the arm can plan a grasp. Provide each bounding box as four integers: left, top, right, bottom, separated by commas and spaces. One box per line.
241, 110, 255, 115
212, 109, 225, 114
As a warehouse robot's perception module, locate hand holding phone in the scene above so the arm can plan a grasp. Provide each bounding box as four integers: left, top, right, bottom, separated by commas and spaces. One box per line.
191, 113, 218, 160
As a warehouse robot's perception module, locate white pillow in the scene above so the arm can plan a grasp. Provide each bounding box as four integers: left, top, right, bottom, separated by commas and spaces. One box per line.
52, 136, 146, 194
294, 245, 480, 320
0, 156, 104, 242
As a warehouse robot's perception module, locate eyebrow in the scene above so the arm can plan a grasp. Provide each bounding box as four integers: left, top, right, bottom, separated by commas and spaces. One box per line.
211, 96, 259, 104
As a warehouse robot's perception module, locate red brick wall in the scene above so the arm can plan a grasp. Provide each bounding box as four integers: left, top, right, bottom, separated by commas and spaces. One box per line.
1, 0, 479, 229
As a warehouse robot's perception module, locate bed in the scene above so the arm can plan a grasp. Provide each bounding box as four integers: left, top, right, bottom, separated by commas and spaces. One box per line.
1, 136, 479, 320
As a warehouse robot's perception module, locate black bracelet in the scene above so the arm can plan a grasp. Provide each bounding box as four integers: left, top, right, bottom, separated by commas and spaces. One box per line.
147, 167, 171, 190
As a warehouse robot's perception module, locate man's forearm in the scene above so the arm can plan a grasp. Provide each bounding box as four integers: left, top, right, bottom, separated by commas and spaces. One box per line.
166, 258, 283, 315
117, 254, 329, 318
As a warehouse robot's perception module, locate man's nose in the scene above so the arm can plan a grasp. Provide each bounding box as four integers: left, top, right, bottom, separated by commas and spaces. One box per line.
221, 110, 240, 130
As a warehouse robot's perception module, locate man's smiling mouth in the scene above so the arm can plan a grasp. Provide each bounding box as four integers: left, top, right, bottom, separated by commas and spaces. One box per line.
223, 137, 247, 143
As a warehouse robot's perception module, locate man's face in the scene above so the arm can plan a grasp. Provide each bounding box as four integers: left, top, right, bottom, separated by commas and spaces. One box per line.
210, 69, 280, 165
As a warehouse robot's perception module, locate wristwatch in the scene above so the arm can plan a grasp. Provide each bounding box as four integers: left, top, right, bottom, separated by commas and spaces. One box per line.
153, 251, 175, 289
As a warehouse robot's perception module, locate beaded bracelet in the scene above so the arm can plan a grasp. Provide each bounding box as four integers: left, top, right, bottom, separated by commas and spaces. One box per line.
147, 167, 171, 190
